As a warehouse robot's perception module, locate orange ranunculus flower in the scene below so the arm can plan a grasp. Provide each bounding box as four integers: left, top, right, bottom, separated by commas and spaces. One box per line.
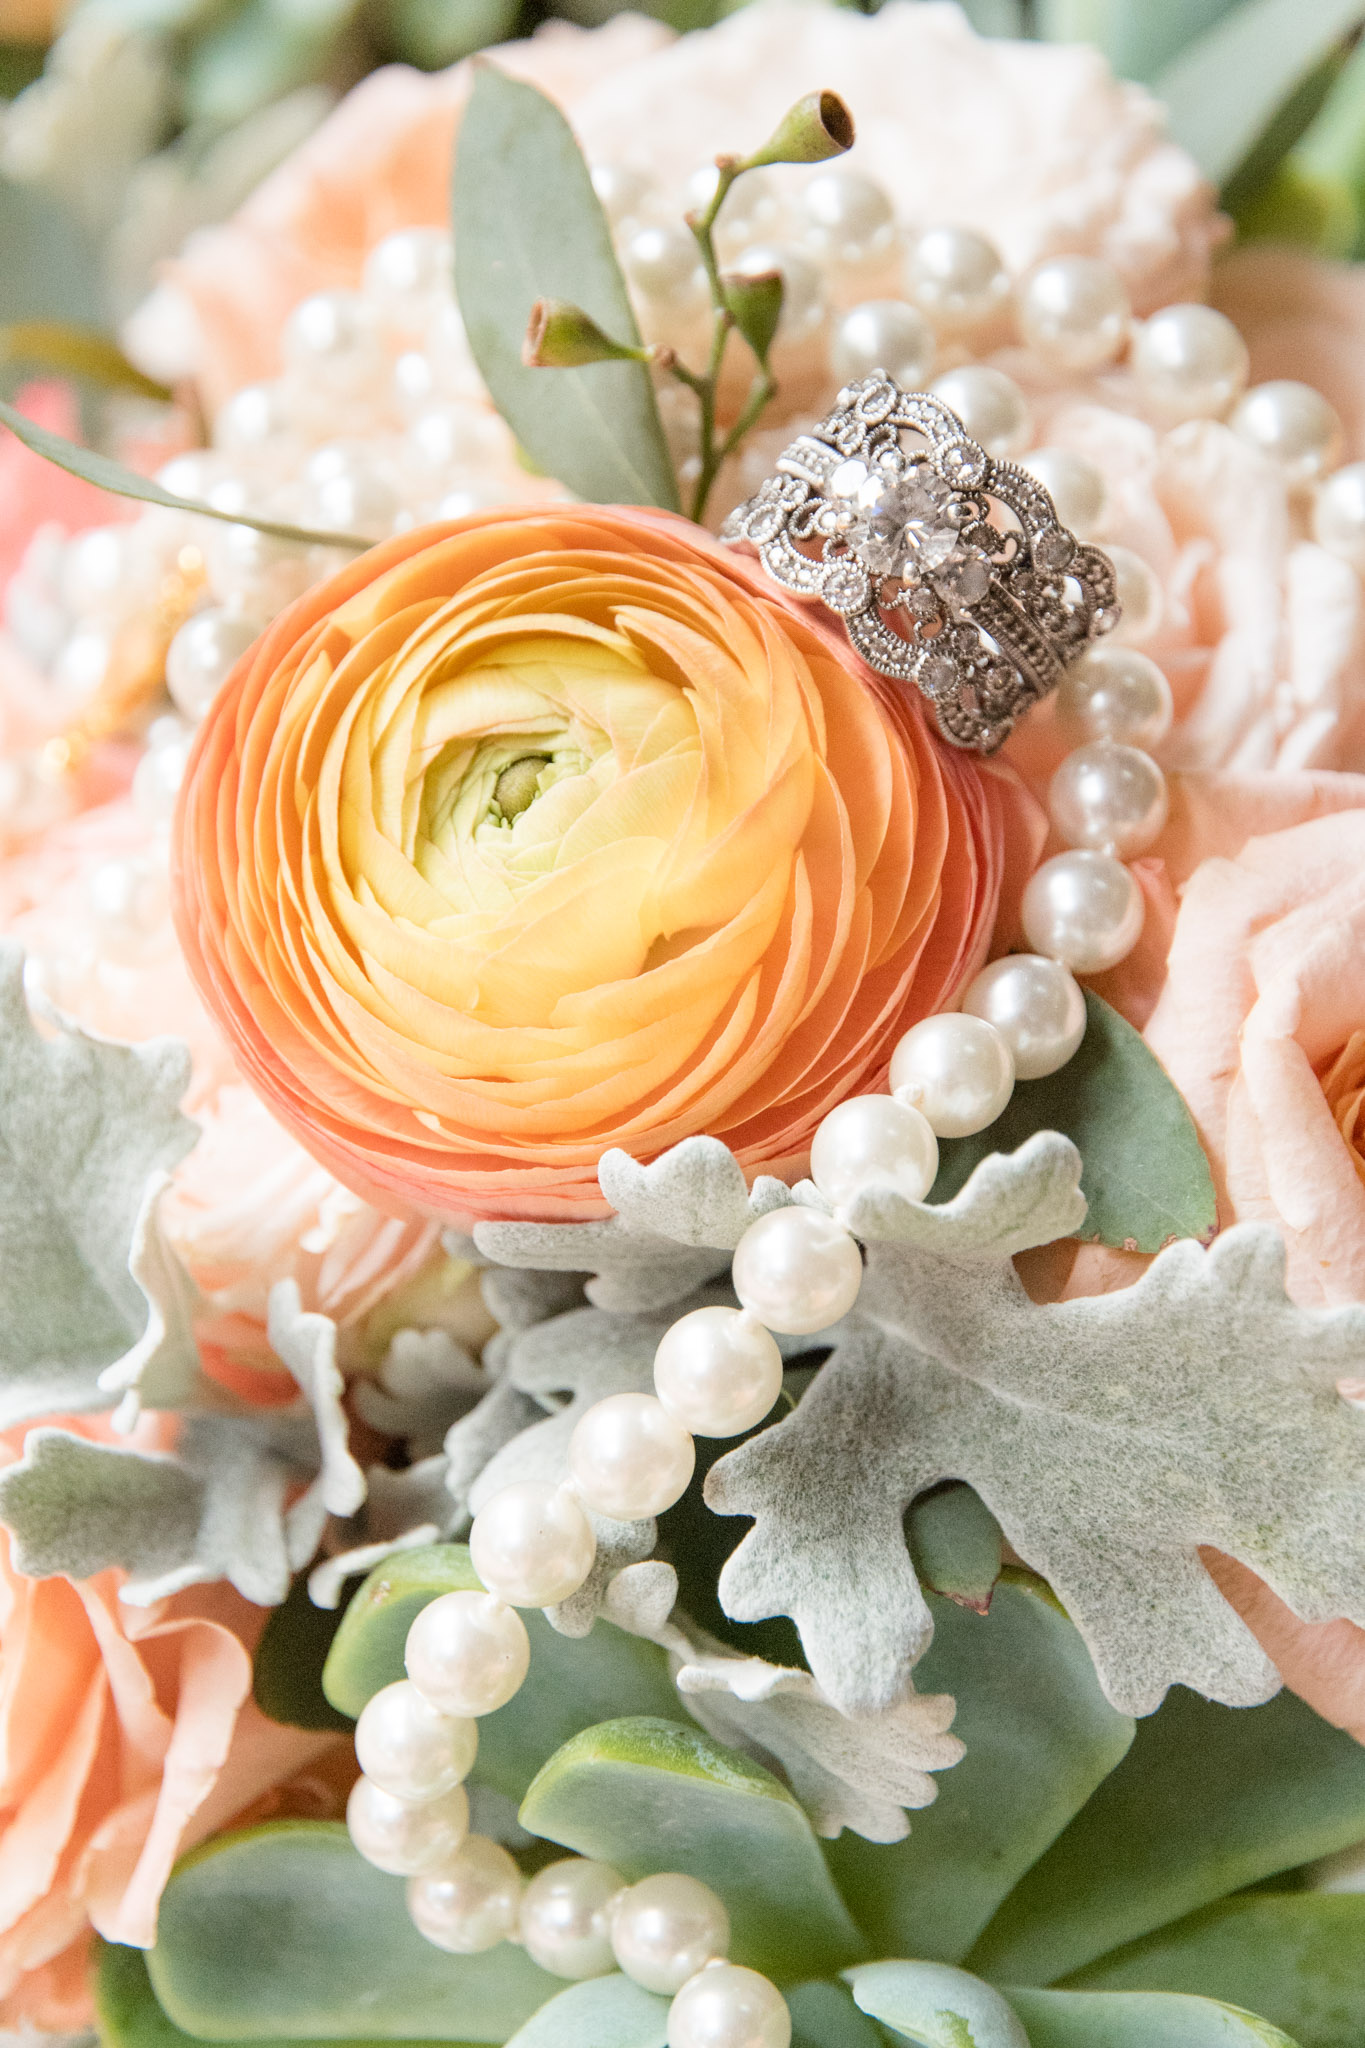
173, 505, 1036, 1223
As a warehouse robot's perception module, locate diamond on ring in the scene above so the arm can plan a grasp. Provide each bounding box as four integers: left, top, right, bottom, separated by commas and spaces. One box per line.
720, 373, 1120, 754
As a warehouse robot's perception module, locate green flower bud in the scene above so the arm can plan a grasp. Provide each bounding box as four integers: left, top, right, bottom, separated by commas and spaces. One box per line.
523, 299, 648, 369
740, 90, 855, 171
723, 268, 784, 363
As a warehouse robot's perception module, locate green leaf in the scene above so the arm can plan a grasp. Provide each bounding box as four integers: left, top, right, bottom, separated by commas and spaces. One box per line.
518, 1716, 866, 1983
0, 174, 102, 335
453, 67, 679, 511
385, 0, 522, 70
146, 1823, 558, 2042
1033, 0, 1241, 83
0, 943, 197, 1430
182, 0, 358, 128
968, 1688, 1365, 1986
254, 1571, 353, 1733
1007, 1984, 1297, 2047
907, 1484, 1003, 1613
0, 322, 170, 400
1060, 1892, 1365, 2047
0, 397, 372, 550
502, 1975, 669, 2048
929, 990, 1216, 1253
95, 1941, 469, 2048
826, 1579, 1134, 1964
321, 1543, 680, 1798
1152, 0, 1365, 185
788, 1980, 887, 2048
844, 1960, 1030, 2048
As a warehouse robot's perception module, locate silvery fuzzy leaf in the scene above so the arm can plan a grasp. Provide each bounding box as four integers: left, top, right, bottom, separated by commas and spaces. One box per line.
354, 1328, 489, 1455
0, 1413, 309, 1606
267, 1281, 367, 1527
598, 1567, 962, 1843
479, 1267, 588, 1334
0, 943, 199, 1428
710, 1222, 1365, 1719
308, 1523, 445, 1610
364, 1455, 462, 1544
468, 1304, 669, 1634
97, 1172, 204, 1425
443, 1375, 549, 1525
474, 1137, 797, 1313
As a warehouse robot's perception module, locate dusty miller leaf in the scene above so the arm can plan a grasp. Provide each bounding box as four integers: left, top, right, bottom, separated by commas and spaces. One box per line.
710, 1169, 1365, 1715
0, 944, 200, 1427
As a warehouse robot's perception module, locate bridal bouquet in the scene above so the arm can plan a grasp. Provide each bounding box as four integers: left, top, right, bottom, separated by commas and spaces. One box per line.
7, 5, 1365, 2047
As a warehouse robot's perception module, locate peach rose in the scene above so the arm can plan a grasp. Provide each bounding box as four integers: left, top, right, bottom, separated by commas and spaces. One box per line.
0, 1417, 342, 2029
173, 504, 1036, 1223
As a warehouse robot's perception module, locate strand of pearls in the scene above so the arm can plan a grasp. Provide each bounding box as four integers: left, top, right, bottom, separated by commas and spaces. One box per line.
346, 1579, 791, 2044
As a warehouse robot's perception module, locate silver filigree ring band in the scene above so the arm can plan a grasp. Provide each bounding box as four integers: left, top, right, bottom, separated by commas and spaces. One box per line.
720, 374, 1120, 755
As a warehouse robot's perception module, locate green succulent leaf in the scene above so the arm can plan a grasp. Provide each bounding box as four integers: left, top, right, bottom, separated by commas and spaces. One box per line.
1007, 1984, 1297, 2047
0, 398, 373, 550
147, 1823, 557, 2042
96, 1941, 469, 2048
321, 1543, 679, 1797
254, 1570, 353, 1733
969, 1688, 1365, 1986
453, 66, 679, 510
844, 1960, 1030, 2048
827, 1578, 1134, 1964
1059, 1892, 1365, 2046
519, 1716, 865, 1983
907, 1485, 1004, 1614
788, 1980, 887, 2047
1152, 0, 1365, 184
930, 990, 1216, 1253
501, 1975, 669, 2048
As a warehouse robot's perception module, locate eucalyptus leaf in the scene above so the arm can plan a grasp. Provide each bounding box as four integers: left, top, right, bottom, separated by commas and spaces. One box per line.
969, 1688, 1365, 1986
1153, 0, 1365, 184
0, 173, 102, 336
827, 1580, 1134, 1964
844, 1960, 1030, 2048
0, 398, 372, 549
1033, 0, 1240, 82
453, 66, 678, 510
1060, 1892, 1365, 2047
321, 1543, 679, 1797
1007, 1985, 1297, 2047
147, 1823, 558, 2041
930, 991, 1216, 1253
501, 1975, 669, 2048
518, 1716, 866, 1982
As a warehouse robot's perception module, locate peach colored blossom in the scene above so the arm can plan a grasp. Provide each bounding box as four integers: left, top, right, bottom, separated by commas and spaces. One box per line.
1213, 243, 1365, 464
160, 1, 1221, 415
173, 504, 1040, 1224
0, 1417, 344, 2027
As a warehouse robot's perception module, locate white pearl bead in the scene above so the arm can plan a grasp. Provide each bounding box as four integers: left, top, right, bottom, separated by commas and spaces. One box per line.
363, 227, 452, 303
889, 1013, 1015, 1138
87, 853, 170, 965
205, 523, 312, 615
800, 169, 895, 268
905, 225, 1010, 335
354, 1679, 477, 1804
53, 625, 112, 706
623, 224, 708, 315
1017, 255, 1130, 371
1022, 447, 1108, 540
1132, 302, 1249, 422
215, 383, 292, 453
60, 526, 131, 615
406, 1835, 522, 1953
305, 445, 400, 537
962, 954, 1087, 1080
1104, 544, 1164, 647
468, 1481, 597, 1608
132, 722, 194, 825
731, 244, 825, 337
1314, 462, 1365, 568
668, 1962, 792, 2048
405, 1591, 530, 1718
653, 1307, 784, 1439
591, 162, 657, 227
346, 1774, 469, 1877
610, 1873, 730, 1994
731, 1208, 863, 1337
1021, 849, 1145, 973
406, 403, 504, 476
1231, 379, 1342, 485
930, 364, 1031, 459
831, 301, 935, 391
166, 608, 259, 721
810, 1093, 939, 1206
1049, 739, 1169, 857
568, 1393, 696, 1521
519, 1858, 623, 1980
1055, 644, 1172, 749
282, 290, 380, 384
